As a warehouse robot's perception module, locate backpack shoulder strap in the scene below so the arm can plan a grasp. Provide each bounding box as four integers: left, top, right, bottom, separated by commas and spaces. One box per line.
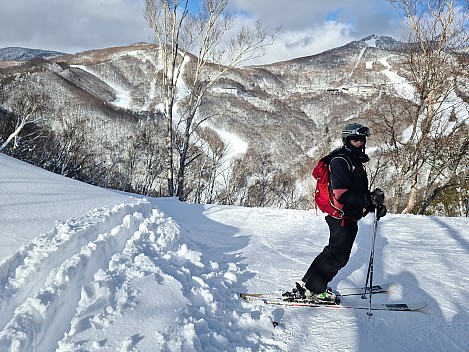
331, 154, 354, 173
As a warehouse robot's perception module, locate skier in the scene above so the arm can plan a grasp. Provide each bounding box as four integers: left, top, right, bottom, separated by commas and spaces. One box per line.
294, 123, 387, 303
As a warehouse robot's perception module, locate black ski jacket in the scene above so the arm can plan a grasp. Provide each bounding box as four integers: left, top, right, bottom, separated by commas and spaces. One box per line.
329, 147, 369, 220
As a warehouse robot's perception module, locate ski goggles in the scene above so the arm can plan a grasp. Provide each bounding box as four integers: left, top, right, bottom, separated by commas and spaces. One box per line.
342, 126, 371, 138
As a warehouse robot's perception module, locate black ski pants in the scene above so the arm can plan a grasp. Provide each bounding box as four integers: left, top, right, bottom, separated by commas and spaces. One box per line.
302, 216, 358, 294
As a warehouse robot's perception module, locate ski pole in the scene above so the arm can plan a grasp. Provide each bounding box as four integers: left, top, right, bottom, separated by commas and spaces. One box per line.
362, 207, 378, 296
364, 207, 379, 317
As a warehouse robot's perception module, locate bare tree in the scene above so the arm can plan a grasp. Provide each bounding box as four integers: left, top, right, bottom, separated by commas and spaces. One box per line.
385, 0, 469, 213
144, 0, 275, 200
0, 90, 49, 152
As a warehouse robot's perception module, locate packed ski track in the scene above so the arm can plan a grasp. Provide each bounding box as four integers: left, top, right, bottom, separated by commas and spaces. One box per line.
1, 154, 469, 351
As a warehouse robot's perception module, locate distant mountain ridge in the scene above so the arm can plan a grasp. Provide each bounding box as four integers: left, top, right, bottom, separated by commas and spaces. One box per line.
0, 47, 66, 61
0, 35, 417, 208
1, 35, 466, 214
0, 34, 401, 64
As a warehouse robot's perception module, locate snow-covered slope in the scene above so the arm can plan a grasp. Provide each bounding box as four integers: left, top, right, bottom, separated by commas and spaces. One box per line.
0, 47, 65, 61
0, 153, 468, 351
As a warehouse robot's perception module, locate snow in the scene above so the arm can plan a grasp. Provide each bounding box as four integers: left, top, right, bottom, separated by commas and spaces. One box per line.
205, 124, 249, 184
1, 153, 469, 352
70, 65, 132, 109
365, 38, 377, 48
348, 47, 367, 79
379, 57, 416, 101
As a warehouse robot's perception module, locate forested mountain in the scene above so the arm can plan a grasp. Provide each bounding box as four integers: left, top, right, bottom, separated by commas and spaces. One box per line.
1, 35, 467, 215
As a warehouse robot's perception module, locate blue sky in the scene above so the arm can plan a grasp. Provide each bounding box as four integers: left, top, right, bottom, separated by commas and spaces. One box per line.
0, 0, 402, 64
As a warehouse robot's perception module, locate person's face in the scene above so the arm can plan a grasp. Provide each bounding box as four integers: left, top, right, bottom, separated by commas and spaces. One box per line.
349, 138, 365, 147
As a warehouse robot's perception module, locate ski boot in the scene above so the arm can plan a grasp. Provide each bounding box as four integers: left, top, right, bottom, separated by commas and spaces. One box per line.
282, 283, 340, 304
313, 287, 340, 304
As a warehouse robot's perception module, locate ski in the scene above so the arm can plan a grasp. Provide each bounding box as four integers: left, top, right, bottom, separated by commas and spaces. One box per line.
240, 282, 397, 301
240, 295, 427, 311
336, 281, 398, 296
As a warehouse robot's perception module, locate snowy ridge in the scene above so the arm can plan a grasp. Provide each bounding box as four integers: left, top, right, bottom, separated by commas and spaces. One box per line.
0, 47, 65, 61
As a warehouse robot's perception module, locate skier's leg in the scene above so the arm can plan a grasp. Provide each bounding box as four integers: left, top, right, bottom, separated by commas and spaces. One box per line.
302, 216, 358, 294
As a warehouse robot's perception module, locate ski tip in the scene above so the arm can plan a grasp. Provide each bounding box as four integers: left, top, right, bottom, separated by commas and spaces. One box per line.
380, 301, 428, 311
240, 293, 264, 298
407, 301, 428, 311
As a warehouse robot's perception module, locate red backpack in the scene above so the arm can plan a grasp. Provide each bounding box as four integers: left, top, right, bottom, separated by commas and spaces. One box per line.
312, 154, 352, 219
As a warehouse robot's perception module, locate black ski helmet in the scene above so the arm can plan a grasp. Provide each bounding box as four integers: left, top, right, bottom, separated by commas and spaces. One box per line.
341, 123, 370, 144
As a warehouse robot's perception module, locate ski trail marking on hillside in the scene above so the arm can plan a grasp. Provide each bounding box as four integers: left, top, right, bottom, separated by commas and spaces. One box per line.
348, 46, 367, 79
379, 57, 415, 100
70, 64, 132, 109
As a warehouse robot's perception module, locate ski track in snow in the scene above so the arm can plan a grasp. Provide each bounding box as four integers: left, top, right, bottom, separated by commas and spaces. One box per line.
0, 200, 149, 350
0, 197, 284, 351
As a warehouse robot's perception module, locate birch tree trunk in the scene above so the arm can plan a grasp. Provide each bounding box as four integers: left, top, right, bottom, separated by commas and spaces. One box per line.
145, 0, 274, 200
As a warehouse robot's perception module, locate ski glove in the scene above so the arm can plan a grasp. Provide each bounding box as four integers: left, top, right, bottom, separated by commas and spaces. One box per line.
369, 188, 385, 206
363, 204, 387, 219
364, 189, 386, 219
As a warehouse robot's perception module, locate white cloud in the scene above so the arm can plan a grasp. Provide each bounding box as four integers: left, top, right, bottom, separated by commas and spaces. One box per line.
0, 0, 152, 54
0, 0, 402, 63
229, 0, 402, 64
252, 21, 354, 65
